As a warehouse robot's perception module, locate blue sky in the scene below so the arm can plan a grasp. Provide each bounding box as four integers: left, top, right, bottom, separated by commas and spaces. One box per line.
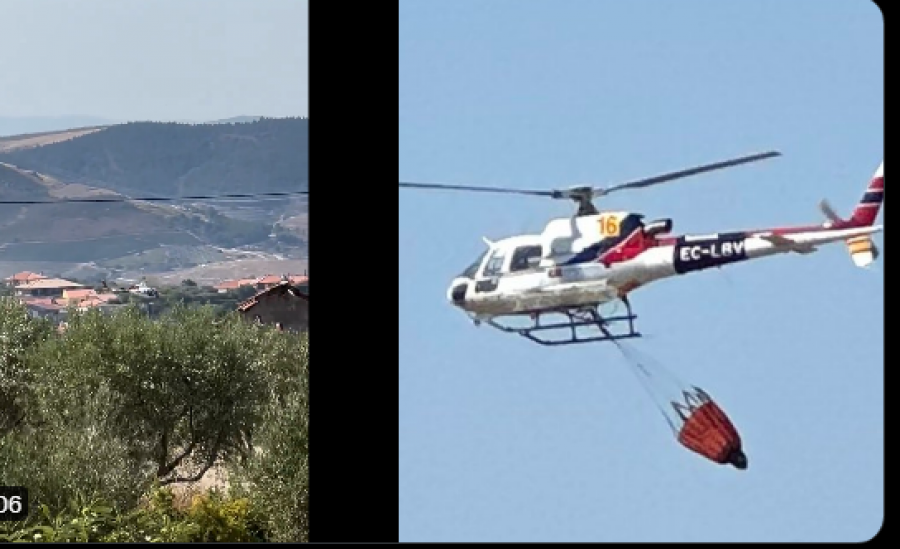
399, 0, 883, 542
0, 0, 307, 121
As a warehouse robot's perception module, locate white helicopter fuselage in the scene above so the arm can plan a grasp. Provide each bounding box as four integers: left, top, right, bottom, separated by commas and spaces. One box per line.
430, 160, 882, 327
447, 221, 882, 319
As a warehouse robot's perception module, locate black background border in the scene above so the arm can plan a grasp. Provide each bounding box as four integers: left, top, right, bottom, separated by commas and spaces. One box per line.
309, 0, 400, 543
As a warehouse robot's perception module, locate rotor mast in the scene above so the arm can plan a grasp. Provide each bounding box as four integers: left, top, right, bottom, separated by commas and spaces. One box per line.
551, 187, 599, 216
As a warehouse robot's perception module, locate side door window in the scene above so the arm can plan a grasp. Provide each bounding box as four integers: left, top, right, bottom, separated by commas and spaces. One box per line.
509, 245, 543, 273
481, 248, 506, 278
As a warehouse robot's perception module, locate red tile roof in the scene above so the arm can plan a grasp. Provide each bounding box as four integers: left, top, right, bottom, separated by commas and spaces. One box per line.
15, 278, 84, 290
64, 289, 98, 300
5, 271, 47, 283
78, 297, 105, 308
214, 280, 242, 290
22, 299, 65, 311
237, 281, 308, 312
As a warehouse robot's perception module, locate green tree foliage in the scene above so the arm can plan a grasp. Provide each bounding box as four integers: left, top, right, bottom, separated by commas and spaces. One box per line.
229, 336, 309, 541
0, 298, 53, 436
0, 488, 268, 542
146, 285, 255, 317
0, 299, 308, 541
34, 306, 268, 485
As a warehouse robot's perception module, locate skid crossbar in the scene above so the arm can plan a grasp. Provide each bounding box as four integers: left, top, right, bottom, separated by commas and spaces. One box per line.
485, 300, 642, 346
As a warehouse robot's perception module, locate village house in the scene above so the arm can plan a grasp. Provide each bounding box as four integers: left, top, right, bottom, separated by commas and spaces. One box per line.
213, 278, 257, 293
288, 274, 308, 286
17, 286, 123, 320
14, 277, 84, 297
20, 297, 68, 322
75, 296, 124, 314
253, 274, 284, 290
213, 280, 243, 293
61, 288, 99, 305
237, 280, 308, 332
61, 288, 122, 307
3, 271, 47, 287
214, 273, 308, 294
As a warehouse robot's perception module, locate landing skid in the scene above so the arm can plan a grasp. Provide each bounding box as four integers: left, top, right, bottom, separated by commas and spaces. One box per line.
484, 299, 642, 346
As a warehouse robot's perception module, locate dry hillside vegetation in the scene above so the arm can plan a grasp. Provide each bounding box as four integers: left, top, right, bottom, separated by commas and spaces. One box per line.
0, 127, 107, 153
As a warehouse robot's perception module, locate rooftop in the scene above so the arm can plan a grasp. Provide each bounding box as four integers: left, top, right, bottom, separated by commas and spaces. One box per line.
63, 289, 98, 299
15, 278, 85, 290
255, 274, 283, 285
5, 271, 47, 283
237, 280, 308, 312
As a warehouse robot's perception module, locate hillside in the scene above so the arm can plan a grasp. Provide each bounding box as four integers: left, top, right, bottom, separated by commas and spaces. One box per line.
0, 117, 308, 198
0, 162, 273, 271
208, 115, 263, 124
0, 115, 116, 137
0, 117, 308, 282
0, 127, 109, 153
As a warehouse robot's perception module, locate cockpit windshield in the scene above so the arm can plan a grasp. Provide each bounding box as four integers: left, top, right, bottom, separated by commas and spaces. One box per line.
460, 250, 488, 279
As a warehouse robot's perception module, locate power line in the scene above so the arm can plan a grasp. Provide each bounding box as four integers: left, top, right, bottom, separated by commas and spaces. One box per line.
0, 190, 309, 205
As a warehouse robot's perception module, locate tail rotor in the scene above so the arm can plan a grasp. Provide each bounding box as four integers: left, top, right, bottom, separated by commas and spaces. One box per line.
819, 161, 883, 268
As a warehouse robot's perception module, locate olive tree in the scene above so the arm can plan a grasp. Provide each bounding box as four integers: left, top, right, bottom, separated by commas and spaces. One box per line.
1, 300, 142, 515
0, 298, 52, 436
30, 305, 271, 485
230, 331, 309, 542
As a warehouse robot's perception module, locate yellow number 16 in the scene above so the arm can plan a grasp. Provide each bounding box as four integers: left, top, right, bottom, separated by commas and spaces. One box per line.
598, 215, 620, 238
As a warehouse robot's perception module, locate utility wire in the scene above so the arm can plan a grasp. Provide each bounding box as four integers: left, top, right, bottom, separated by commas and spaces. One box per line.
0, 190, 308, 205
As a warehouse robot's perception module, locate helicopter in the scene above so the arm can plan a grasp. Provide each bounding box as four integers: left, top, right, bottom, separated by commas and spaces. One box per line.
399, 152, 884, 346
120, 280, 160, 299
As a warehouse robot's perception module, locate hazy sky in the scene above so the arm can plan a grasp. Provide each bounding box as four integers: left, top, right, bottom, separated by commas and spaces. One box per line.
0, 0, 307, 121
400, 0, 883, 542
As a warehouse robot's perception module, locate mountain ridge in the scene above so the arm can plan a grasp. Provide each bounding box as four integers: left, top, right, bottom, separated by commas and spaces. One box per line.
0, 118, 308, 283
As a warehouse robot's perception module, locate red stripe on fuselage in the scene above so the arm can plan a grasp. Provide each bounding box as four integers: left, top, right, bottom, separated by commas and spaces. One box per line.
654, 222, 853, 247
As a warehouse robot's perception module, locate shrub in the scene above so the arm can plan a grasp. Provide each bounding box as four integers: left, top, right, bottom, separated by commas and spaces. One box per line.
0, 297, 309, 542
0, 487, 266, 543
0, 298, 53, 436
0, 501, 117, 542
230, 332, 309, 542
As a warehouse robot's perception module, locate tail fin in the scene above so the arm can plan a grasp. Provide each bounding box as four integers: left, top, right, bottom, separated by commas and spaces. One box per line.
850, 162, 884, 227
818, 162, 883, 268
848, 162, 883, 267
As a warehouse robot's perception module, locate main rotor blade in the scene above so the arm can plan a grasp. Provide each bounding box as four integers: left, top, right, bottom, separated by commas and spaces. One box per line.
399, 181, 555, 197
597, 150, 781, 196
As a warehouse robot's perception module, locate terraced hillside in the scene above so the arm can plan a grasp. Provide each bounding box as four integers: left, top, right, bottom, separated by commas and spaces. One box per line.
0, 117, 308, 282
0, 162, 270, 264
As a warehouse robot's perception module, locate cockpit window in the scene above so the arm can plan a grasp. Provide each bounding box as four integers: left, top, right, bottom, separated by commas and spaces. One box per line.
482, 248, 507, 277
510, 245, 542, 272
460, 250, 487, 279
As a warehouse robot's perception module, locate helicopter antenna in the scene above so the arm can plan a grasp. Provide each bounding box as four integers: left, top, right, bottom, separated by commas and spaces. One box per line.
400, 150, 781, 217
